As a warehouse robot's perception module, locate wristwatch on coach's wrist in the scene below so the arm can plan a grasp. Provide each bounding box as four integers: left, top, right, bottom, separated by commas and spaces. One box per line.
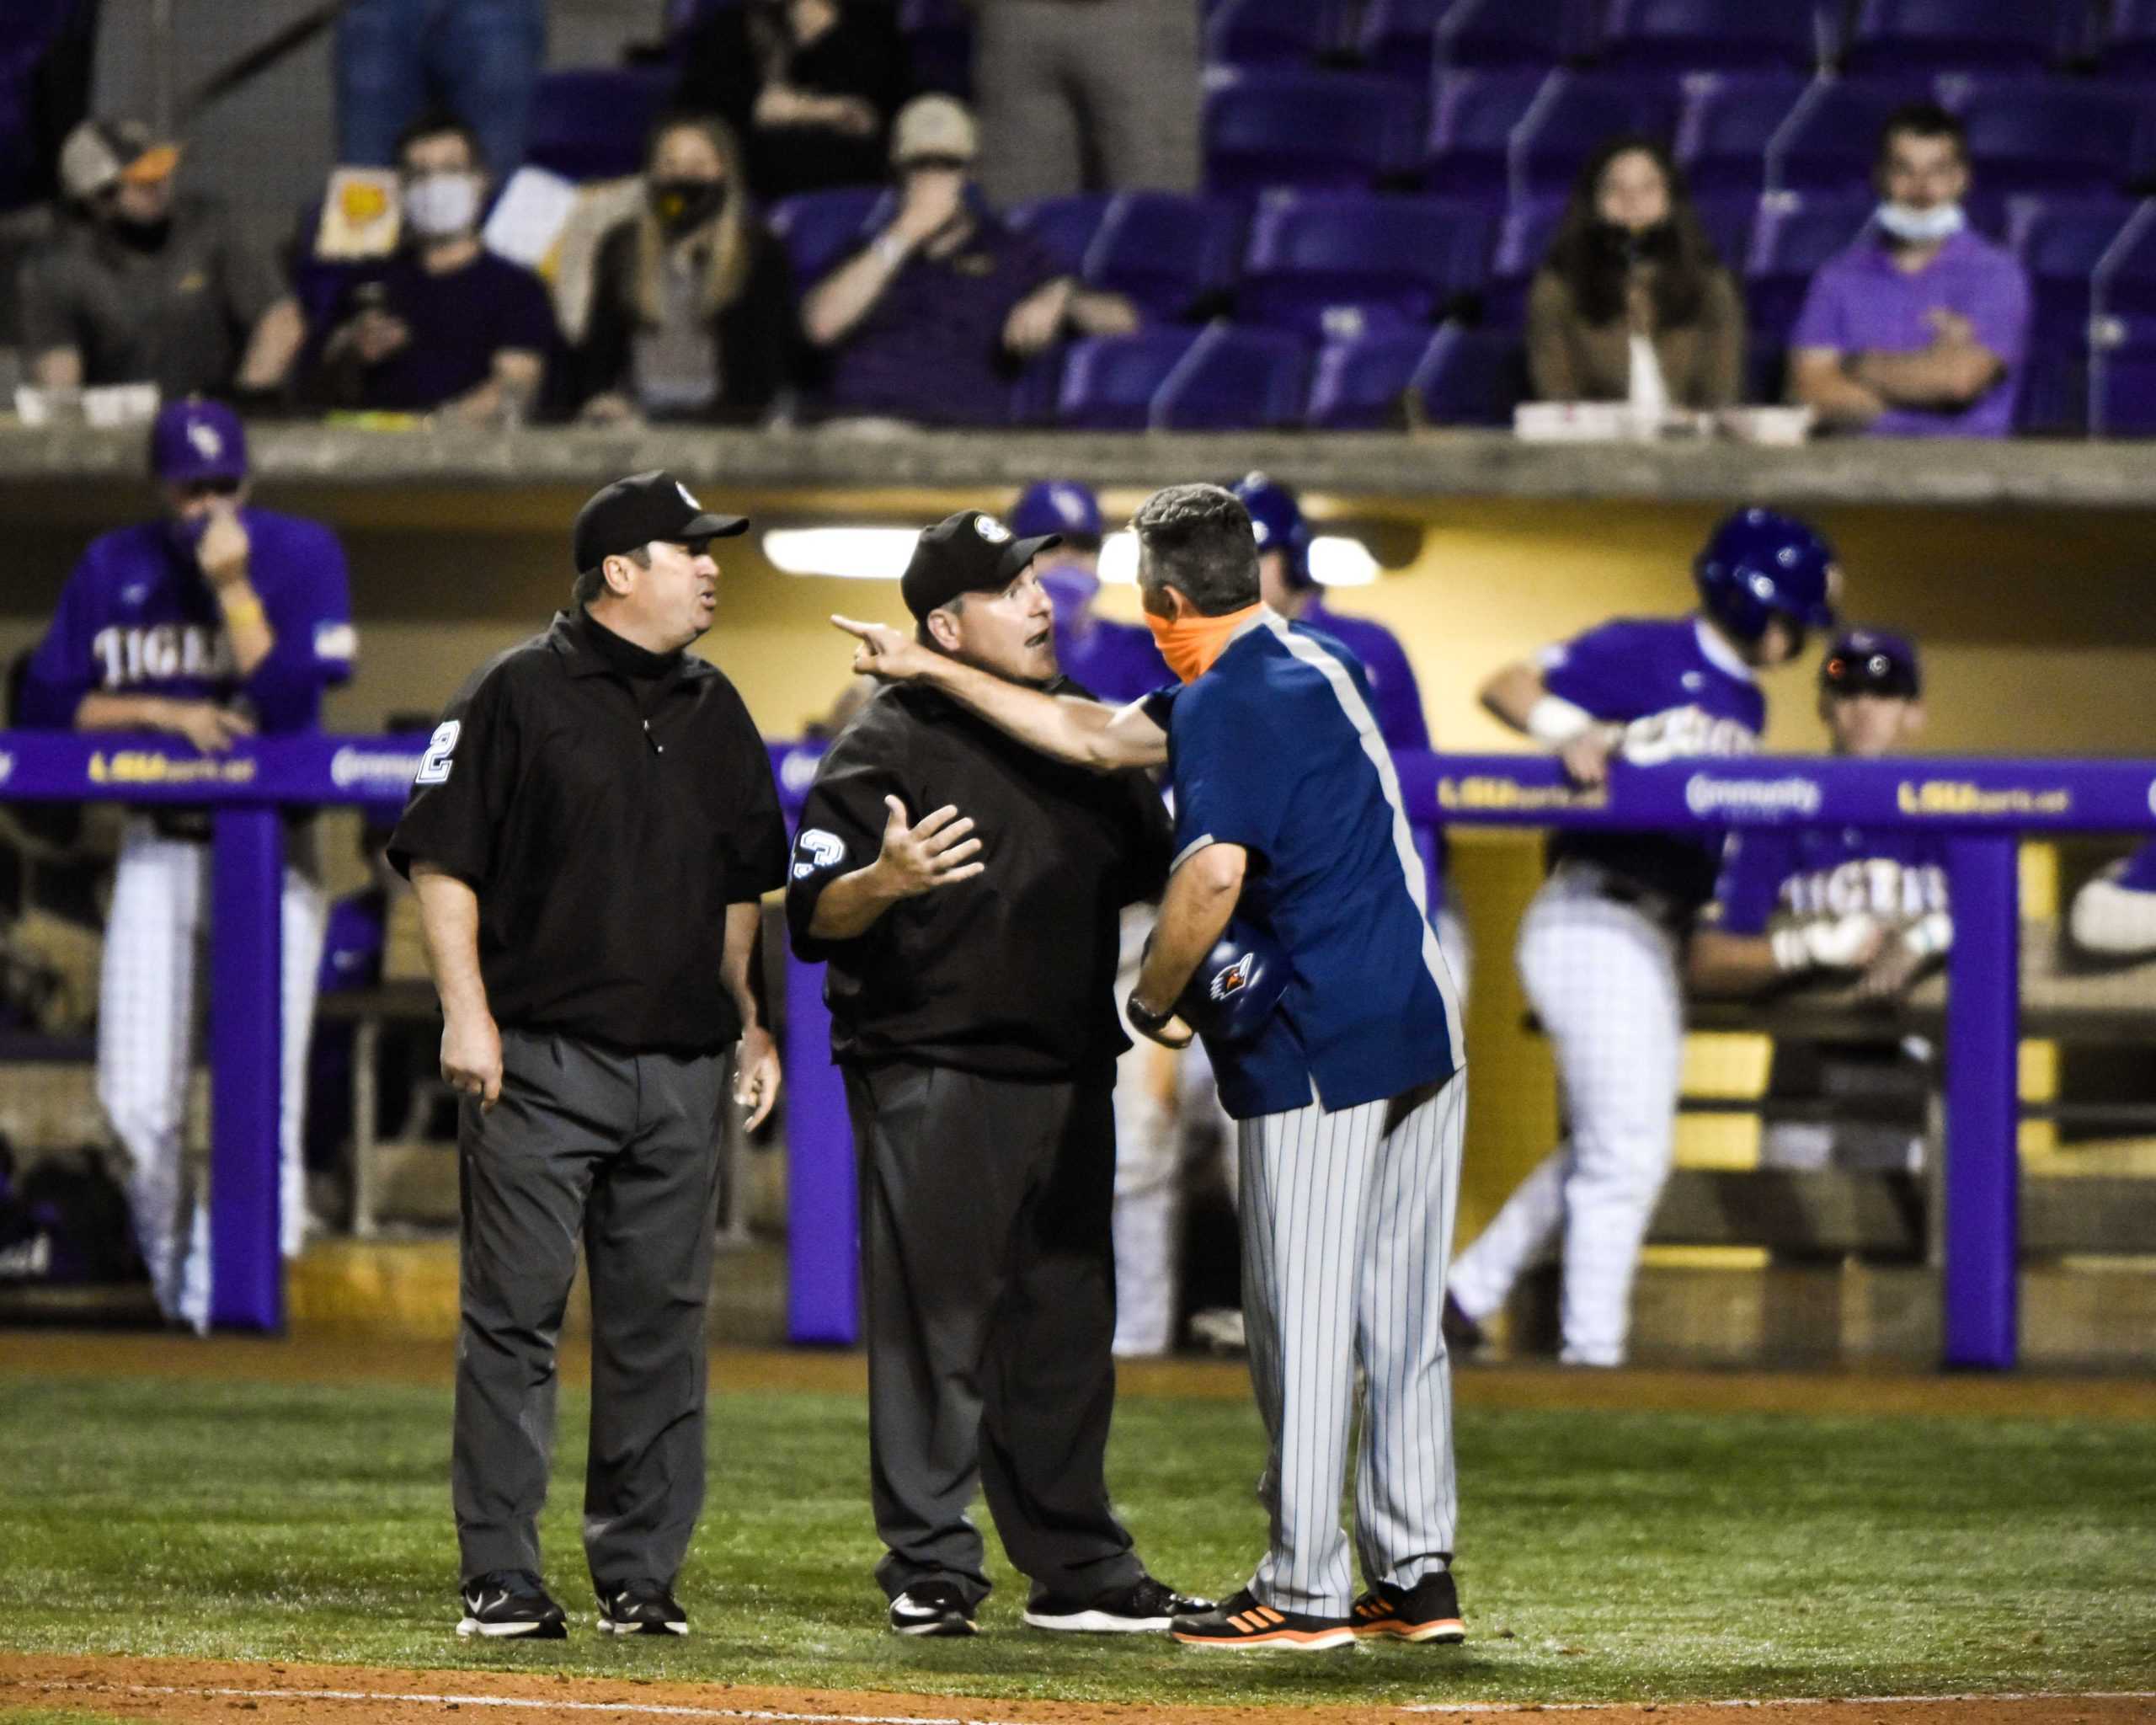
1126, 994, 1175, 1038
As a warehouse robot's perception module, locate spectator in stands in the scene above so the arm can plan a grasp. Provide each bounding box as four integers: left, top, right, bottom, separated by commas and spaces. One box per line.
574, 115, 798, 426
18, 119, 304, 401
1790, 104, 2031, 438
972, 0, 1201, 206
1526, 136, 1744, 414
801, 95, 1137, 427
301, 115, 556, 424
336, 0, 545, 184
676, 0, 911, 204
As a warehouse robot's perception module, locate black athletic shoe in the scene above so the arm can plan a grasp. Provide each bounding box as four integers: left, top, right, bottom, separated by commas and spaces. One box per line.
456, 1570, 568, 1639
1351, 1570, 1465, 1643
1171, 1586, 1355, 1651
1442, 1292, 1486, 1356
889, 1579, 978, 1637
596, 1578, 688, 1636
1022, 1574, 1217, 1633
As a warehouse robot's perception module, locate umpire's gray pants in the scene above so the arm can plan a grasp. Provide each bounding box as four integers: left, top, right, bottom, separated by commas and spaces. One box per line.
453, 1028, 726, 1589
973, 0, 1201, 206
1239, 1071, 1466, 1616
846, 1061, 1144, 1611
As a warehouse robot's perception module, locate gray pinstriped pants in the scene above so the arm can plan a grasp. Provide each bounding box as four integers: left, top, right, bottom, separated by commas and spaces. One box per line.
1237, 1071, 1466, 1616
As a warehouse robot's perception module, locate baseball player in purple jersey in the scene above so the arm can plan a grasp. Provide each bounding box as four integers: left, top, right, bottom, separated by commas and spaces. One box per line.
2072, 841, 2156, 957
1445, 508, 1838, 1369
1690, 629, 1948, 1170
18, 400, 355, 1332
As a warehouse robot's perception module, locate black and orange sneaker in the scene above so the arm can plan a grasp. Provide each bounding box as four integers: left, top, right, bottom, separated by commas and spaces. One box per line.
1351, 1571, 1465, 1644
1170, 1588, 1355, 1651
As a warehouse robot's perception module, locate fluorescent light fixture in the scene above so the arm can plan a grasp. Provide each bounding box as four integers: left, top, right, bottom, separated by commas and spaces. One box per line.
762, 527, 916, 580
1309, 535, 1380, 586
1099, 531, 1139, 585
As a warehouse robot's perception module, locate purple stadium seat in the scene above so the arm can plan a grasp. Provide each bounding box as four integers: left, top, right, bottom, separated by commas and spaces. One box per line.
1203, 67, 1421, 194
1081, 192, 1244, 320
2093, 202, 2156, 338
1940, 80, 2143, 198
1743, 190, 1875, 343
1422, 67, 1550, 195
768, 186, 883, 288
1358, 0, 1447, 87
1692, 191, 1759, 273
1007, 194, 1114, 279
1510, 71, 1684, 200
1676, 72, 1810, 197
525, 67, 674, 182
1305, 331, 1430, 426
1481, 190, 1566, 329
899, 0, 973, 99
1055, 330, 1203, 429
1765, 77, 1922, 195
1600, 0, 1817, 72
2098, 0, 2156, 82
1840, 0, 2071, 77
1238, 191, 1492, 339
1410, 322, 1524, 425
2006, 196, 2140, 434
1435, 0, 1598, 70
2095, 352, 2156, 435
1151, 325, 1310, 428
1205, 0, 1337, 69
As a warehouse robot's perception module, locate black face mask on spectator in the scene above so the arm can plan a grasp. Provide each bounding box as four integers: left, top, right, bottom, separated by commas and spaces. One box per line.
1593, 219, 1676, 267
650, 178, 728, 236
104, 206, 172, 253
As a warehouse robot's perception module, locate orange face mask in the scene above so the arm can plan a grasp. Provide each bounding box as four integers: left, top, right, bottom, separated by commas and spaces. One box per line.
1144, 602, 1264, 684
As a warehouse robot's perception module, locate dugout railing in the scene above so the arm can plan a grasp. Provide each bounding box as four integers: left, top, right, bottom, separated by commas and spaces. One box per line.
6, 729, 2153, 1371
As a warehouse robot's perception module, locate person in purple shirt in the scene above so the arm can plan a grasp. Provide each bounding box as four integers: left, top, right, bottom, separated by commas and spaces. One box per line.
800, 96, 1137, 427
1010, 480, 1167, 704
18, 399, 356, 1332
1789, 103, 2031, 439
1691, 628, 1947, 1170
302, 114, 556, 421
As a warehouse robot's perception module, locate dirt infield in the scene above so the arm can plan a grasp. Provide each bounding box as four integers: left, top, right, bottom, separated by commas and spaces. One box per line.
3, 1657, 2153, 1725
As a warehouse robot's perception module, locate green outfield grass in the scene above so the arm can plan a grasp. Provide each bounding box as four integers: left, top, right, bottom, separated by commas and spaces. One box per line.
1, 1370, 2151, 1709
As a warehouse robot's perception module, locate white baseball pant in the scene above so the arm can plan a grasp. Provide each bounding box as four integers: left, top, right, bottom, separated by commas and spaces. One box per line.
1448, 863, 1682, 1368
1238, 1071, 1465, 1615
97, 817, 328, 1332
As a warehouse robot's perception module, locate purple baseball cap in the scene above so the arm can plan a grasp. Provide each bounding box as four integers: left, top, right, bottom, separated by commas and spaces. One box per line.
150, 399, 248, 485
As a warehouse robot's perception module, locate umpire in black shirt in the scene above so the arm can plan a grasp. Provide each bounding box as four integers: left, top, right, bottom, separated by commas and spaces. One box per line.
787, 510, 1209, 1638
391, 470, 789, 1642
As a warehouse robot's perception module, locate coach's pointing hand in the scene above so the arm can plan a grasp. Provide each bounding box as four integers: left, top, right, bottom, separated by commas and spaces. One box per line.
441, 1008, 504, 1112
874, 797, 984, 896
832, 614, 931, 682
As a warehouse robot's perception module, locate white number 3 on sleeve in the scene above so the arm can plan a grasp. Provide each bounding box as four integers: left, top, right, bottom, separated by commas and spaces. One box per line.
415, 720, 461, 786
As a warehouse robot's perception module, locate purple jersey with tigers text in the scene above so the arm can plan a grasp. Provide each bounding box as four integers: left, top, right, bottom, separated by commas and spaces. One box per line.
1538, 615, 1765, 907
19, 509, 355, 734
1710, 825, 1950, 937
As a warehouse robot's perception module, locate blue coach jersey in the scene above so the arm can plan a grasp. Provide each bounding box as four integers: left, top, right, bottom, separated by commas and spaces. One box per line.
1539, 615, 1765, 907
1708, 824, 1950, 937
19, 509, 355, 734
1145, 612, 1463, 1120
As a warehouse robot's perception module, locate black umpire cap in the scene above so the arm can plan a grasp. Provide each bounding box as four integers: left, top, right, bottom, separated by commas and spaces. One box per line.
572, 469, 749, 572
900, 510, 1061, 622
1820, 627, 1922, 699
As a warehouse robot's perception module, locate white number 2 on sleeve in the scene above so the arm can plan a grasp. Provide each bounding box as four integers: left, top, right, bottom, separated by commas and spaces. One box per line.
415, 720, 461, 786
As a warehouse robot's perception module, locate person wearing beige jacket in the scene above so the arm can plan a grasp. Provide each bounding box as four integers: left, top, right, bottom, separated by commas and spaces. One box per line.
1526, 136, 1746, 414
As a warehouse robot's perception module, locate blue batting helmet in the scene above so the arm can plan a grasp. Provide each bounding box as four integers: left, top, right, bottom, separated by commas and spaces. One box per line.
1821, 627, 1921, 699
1693, 507, 1839, 647
1175, 917, 1289, 1047
1011, 479, 1103, 546
1231, 473, 1312, 592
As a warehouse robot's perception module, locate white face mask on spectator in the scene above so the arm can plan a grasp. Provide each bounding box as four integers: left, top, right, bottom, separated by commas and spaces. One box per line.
1875, 200, 1965, 244
403, 170, 482, 239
